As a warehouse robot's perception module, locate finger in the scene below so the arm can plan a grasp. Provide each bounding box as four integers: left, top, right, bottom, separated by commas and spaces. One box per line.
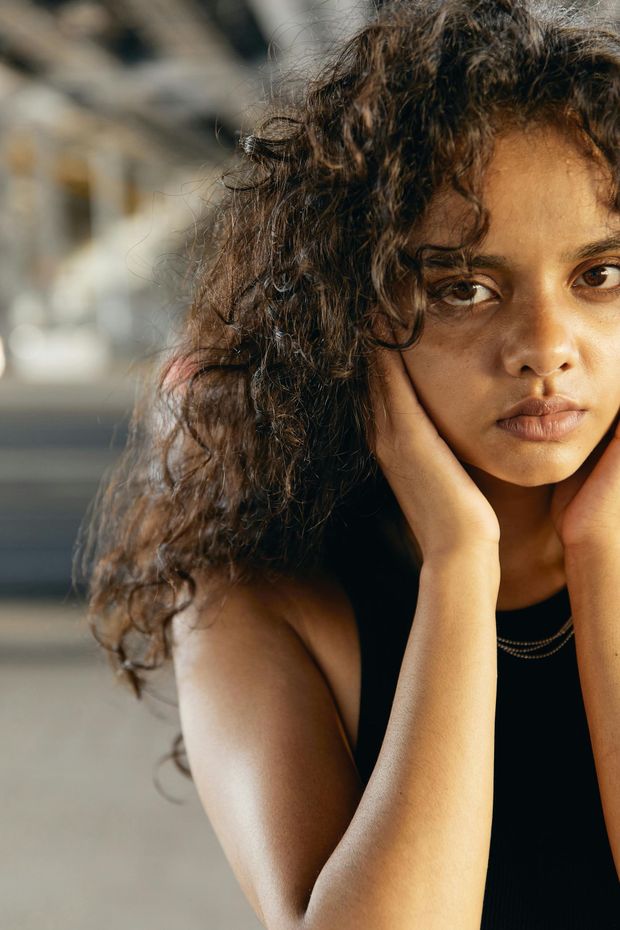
370, 316, 404, 387
372, 334, 424, 421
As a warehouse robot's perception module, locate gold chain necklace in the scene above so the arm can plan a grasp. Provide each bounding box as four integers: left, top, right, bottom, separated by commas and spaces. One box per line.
496, 615, 574, 659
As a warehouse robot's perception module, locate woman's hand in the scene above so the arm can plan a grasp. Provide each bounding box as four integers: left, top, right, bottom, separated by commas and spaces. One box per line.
368, 330, 501, 562
550, 407, 620, 550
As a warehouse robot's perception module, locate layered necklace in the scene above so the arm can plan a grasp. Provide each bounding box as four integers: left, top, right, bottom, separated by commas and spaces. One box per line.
497, 610, 574, 659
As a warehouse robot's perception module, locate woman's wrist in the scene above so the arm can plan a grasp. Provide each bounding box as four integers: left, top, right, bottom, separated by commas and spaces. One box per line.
420, 540, 501, 572
420, 543, 501, 593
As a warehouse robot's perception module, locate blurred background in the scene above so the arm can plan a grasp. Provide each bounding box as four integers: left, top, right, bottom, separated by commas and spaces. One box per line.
0, 2, 370, 928
1, 1, 617, 928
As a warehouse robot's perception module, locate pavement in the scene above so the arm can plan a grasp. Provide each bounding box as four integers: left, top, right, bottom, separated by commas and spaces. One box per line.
1, 600, 263, 930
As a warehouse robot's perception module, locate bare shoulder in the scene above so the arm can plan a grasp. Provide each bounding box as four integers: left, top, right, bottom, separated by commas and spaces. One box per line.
170, 566, 363, 928
172, 564, 362, 756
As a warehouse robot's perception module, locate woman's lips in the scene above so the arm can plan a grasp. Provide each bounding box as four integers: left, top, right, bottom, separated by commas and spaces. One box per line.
496, 409, 586, 440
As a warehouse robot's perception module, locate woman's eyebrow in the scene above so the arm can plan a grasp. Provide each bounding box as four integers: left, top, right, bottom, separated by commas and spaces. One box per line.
406, 232, 620, 270
399, 247, 509, 271
565, 232, 620, 261
419, 251, 507, 270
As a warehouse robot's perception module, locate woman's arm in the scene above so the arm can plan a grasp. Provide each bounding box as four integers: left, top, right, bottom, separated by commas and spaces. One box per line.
564, 542, 620, 879
173, 544, 499, 930
304, 546, 499, 930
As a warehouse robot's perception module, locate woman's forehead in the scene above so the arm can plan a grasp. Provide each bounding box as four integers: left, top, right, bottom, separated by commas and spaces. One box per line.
407, 127, 616, 256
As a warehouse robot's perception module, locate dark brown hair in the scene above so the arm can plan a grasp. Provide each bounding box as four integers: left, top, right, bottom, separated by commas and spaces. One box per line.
75, 0, 620, 781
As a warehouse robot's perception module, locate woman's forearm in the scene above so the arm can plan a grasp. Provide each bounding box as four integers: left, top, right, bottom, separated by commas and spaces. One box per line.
565, 542, 620, 879
303, 546, 500, 930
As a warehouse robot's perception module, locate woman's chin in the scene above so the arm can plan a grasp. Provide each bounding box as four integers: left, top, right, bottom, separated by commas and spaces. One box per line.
460, 455, 582, 490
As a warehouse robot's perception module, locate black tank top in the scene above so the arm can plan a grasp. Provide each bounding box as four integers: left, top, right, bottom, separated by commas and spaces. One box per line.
330, 537, 620, 929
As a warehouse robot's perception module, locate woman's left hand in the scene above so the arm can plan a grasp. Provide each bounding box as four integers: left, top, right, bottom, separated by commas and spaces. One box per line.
550, 408, 620, 550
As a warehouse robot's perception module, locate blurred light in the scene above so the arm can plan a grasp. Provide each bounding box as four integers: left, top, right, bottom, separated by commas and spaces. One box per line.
9, 291, 47, 328
0, 337, 6, 380
8, 323, 45, 360
8, 325, 109, 382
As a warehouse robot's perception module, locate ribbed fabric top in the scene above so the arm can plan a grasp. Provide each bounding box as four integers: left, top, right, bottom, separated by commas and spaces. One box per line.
334, 554, 620, 929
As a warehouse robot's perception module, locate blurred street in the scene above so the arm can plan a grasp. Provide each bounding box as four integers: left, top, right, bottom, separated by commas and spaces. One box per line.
1, 600, 263, 930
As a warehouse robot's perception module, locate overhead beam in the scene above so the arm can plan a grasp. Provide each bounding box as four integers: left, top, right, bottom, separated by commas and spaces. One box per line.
115, 0, 262, 120
0, 0, 261, 144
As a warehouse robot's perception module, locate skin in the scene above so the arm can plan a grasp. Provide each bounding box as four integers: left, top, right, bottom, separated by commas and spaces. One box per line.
397, 124, 620, 609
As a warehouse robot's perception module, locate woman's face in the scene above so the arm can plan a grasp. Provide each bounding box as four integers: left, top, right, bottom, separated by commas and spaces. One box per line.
400, 124, 620, 487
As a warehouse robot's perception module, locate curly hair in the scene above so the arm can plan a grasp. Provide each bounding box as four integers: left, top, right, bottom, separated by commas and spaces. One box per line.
75, 0, 620, 781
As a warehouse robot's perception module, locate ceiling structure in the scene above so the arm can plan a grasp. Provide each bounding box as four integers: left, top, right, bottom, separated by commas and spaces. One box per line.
0, 0, 370, 164
0, 0, 372, 380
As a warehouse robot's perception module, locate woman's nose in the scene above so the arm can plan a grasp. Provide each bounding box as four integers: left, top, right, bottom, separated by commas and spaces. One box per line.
499, 291, 580, 378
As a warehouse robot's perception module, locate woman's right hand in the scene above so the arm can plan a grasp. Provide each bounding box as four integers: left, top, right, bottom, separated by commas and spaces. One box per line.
368, 329, 501, 563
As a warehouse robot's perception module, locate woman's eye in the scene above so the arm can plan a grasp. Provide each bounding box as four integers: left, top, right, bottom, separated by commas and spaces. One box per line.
574, 264, 620, 290
430, 279, 496, 308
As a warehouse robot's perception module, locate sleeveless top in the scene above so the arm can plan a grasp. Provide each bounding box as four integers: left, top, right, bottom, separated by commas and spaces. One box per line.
323, 479, 620, 930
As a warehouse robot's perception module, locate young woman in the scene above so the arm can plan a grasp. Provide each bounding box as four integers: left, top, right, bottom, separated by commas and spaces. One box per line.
79, 0, 620, 927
